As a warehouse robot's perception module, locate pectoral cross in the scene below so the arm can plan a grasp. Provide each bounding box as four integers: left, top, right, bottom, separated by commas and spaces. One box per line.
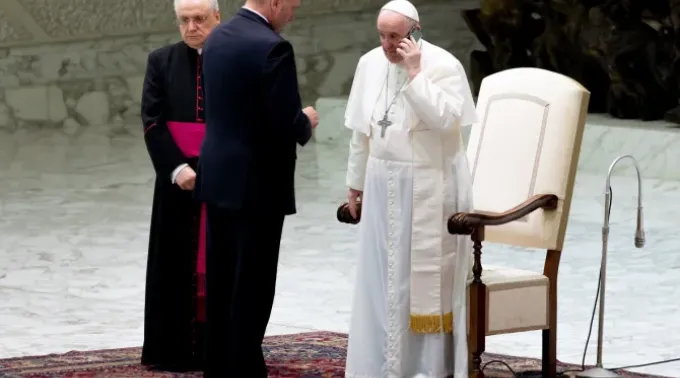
378, 114, 392, 138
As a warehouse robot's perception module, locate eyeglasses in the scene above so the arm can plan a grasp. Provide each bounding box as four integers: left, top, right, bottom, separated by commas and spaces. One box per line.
176, 15, 209, 27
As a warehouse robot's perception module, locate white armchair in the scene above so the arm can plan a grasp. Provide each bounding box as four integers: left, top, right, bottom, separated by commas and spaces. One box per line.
447, 67, 591, 377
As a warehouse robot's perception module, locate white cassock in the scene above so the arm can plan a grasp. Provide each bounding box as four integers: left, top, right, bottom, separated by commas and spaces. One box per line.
343, 39, 477, 378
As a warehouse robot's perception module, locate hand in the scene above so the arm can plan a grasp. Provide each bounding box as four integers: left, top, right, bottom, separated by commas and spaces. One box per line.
397, 37, 421, 79
348, 188, 363, 219
176, 166, 196, 191
303, 106, 319, 129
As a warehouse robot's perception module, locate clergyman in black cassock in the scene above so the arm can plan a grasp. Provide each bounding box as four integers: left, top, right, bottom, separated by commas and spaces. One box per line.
139, 0, 219, 372
194, 1, 319, 376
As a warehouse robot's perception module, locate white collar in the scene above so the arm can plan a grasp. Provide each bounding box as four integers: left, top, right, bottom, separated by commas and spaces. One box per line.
241, 6, 268, 23
197, 48, 202, 55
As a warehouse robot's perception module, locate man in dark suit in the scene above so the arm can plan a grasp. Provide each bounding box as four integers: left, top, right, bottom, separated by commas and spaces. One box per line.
194, 0, 318, 376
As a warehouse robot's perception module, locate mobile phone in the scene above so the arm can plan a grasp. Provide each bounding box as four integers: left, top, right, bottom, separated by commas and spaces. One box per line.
408, 26, 422, 43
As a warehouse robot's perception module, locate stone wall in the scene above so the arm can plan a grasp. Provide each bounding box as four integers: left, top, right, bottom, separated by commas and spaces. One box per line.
0, 0, 477, 132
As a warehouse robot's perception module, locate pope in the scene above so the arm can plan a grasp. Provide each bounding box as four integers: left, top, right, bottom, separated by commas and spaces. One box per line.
343, 0, 478, 377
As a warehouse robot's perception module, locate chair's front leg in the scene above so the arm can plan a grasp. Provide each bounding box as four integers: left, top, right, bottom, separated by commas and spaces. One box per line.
470, 282, 487, 377
469, 228, 486, 378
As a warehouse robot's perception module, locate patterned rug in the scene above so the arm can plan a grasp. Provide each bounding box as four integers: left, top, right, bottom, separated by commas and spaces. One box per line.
0, 331, 666, 377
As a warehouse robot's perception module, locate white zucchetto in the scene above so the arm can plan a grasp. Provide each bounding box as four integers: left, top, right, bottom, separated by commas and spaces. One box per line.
380, 0, 420, 22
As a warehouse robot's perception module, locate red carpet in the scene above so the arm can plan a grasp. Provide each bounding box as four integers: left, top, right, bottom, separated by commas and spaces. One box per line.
0, 331, 667, 377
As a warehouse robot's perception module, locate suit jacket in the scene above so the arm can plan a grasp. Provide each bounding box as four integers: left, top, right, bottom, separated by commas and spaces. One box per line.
194, 8, 312, 215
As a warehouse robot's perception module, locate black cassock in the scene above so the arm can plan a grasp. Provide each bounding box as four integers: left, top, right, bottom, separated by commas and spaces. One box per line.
140, 41, 206, 371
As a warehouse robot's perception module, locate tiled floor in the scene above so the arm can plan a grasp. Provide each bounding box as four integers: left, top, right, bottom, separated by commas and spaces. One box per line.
0, 127, 679, 376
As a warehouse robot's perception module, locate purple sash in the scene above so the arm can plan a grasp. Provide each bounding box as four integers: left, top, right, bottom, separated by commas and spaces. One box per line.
167, 121, 207, 321
167, 121, 205, 158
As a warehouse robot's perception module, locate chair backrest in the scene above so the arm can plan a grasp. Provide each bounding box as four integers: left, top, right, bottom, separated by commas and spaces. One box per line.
466, 68, 590, 251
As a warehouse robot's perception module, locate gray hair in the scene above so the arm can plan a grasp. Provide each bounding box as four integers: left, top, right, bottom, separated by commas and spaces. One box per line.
174, 0, 219, 13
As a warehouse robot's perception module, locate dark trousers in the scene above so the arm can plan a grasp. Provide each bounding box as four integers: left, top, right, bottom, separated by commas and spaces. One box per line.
203, 204, 285, 377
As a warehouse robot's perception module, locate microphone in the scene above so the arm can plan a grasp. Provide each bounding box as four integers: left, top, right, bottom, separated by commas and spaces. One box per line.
580, 155, 645, 378
604, 155, 645, 249
635, 205, 645, 248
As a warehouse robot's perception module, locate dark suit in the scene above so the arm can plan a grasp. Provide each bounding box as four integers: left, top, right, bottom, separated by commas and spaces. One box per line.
194, 7, 312, 377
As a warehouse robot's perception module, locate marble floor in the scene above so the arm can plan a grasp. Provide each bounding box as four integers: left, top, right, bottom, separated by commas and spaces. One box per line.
1, 126, 679, 377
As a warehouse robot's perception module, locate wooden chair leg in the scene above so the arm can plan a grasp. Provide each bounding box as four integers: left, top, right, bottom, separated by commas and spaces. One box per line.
469, 282, 487, 378
542, 326, 557, 377
542, 249, 561, 378
468, 328, 474, 376
469, 228, 487, 378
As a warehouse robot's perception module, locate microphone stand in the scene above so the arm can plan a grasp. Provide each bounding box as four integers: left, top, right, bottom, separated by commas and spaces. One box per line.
578, 155, 645, 378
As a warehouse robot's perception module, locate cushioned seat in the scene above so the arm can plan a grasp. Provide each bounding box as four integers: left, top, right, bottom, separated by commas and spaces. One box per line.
470, 265, 549, 335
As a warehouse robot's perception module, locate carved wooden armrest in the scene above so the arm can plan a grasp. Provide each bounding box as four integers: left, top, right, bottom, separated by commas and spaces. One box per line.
447, 194, 558, 235
337, 202, 362, 224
